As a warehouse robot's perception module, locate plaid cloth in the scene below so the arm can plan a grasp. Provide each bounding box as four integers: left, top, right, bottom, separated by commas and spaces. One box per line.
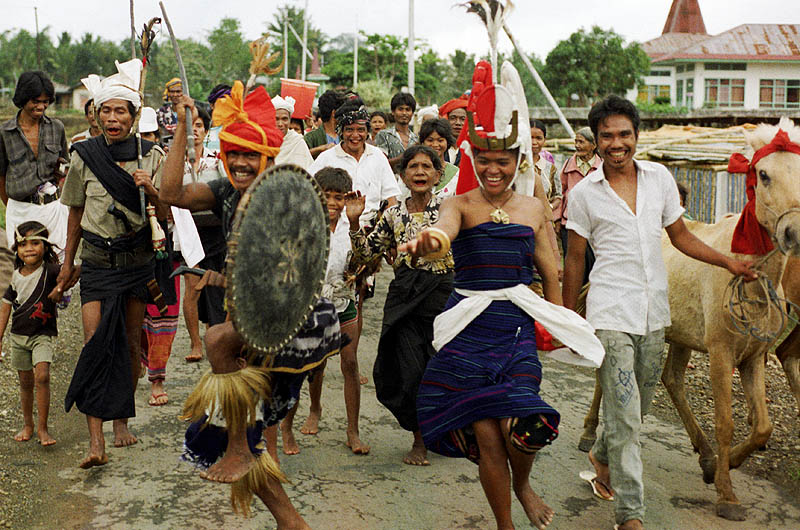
374, 126, 418, 160
156, 103, 178, 135
0, 113, 67, 200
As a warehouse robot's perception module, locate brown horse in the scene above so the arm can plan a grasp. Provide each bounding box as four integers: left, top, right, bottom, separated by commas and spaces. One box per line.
577, 118, 800, 521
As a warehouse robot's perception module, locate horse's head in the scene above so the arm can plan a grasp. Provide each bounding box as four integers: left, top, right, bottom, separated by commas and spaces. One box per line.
744, 117, 800, 256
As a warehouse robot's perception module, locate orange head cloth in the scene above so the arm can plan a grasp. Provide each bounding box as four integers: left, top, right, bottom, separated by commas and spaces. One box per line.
438, 94, 468, 117
213, 80, 283, 185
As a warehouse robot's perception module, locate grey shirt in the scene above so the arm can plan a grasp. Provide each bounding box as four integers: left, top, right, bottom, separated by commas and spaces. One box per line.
0, 113, 68, 200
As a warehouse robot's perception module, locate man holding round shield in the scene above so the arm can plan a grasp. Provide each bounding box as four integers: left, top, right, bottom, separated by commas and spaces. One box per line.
160, 82, 338, 525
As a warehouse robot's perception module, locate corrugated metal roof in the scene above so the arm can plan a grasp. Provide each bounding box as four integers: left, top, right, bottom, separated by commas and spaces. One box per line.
652, 24, 800, 63
642, 33, 711, 58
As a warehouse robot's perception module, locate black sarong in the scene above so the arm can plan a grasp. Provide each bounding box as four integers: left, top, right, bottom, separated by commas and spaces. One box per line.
373, 266, 453, 432
64, 235, 154, 421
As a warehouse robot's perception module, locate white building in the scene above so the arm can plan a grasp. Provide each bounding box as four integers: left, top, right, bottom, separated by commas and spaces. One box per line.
634, 0, 800, 110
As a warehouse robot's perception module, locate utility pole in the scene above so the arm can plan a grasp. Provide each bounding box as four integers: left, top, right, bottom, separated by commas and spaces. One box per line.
34, 6, 41, 69
301, 0, 309, 81
407, 0, 415, 95
284, 15, 289, 79
353, 13, 358, 88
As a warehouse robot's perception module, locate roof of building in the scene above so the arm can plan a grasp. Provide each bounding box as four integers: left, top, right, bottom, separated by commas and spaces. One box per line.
662, 0, 708, 35
652, 24, 800, 63
642, 33, 712, 59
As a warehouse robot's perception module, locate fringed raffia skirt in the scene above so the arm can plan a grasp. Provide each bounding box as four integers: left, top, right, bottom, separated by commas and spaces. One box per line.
180, 298, 342, 515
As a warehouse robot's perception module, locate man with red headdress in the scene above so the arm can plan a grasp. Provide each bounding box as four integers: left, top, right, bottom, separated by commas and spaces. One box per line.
159, 81, 338, 527
439, 94, 468, 166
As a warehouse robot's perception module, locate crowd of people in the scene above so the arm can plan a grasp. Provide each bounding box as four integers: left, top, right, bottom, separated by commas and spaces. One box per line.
0, 56, 757, 530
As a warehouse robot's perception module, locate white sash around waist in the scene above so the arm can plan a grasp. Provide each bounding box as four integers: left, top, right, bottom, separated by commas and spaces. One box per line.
432, 284, 605, 368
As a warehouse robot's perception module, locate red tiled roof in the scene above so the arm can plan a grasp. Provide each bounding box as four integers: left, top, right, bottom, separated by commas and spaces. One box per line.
652, 24, 800, 63
662, 0, 708, 35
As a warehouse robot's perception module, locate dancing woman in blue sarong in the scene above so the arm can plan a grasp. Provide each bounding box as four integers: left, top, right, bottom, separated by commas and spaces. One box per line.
400, 60, 604, 530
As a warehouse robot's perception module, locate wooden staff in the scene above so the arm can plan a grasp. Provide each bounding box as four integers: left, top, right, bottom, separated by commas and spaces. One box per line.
159, 1, 196, 180
130, 0, 146, 218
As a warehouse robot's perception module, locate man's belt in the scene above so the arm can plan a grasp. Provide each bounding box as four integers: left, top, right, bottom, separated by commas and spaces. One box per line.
21, 188, 60, 205
80, 238, 153, 269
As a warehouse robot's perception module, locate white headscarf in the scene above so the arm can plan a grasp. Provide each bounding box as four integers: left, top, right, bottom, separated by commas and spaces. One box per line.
81, 59, 142, 109
271, 95, 296, 115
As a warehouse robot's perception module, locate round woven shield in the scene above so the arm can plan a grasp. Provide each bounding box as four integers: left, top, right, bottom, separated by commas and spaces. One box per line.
225, 164, 329, 356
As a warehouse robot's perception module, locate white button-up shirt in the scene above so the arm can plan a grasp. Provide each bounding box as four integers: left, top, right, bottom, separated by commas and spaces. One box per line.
309, 143, 400, 227
566, 160, 684, 335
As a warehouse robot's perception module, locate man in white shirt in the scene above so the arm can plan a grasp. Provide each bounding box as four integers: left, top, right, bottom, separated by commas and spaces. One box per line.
307, 98, 399, 455
309, 99, 399, 227
562, 95, 755, 530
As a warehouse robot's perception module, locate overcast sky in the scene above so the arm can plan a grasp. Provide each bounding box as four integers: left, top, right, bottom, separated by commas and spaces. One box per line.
4, 1, 800, 60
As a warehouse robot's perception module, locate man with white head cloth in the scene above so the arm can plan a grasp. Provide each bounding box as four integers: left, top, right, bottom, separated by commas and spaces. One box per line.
272, 95, 314, 170
56, 58, 170, 469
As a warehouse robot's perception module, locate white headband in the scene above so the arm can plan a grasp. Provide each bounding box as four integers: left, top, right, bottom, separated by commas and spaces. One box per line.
82, 59, 142, 110
271, 95, 296, 115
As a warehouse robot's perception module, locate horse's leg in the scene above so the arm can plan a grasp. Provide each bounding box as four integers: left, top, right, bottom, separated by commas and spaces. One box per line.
660, 343, 716, 483
775, 324, 800, 417
731, 353, 773, 469
707, 348, 746, 521
578, 372, 602, 452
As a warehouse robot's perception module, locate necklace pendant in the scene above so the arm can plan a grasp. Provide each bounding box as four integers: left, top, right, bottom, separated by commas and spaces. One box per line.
490, 208, 510, 224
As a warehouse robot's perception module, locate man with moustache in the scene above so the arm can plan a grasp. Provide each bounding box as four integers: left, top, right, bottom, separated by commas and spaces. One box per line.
160, 81, 342, 528
58, 59, 168, 468
438, 94, 468, 166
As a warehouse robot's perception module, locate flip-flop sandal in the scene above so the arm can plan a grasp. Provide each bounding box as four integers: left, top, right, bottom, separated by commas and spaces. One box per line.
149, 392, 168, 406
579, 470, 615, 501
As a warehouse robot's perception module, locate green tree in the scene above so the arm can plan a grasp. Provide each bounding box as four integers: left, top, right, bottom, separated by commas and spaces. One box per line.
266, 5, 326, 80
543, 26, 650, 106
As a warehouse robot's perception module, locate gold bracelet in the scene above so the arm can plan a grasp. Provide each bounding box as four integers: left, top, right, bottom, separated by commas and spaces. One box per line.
425, 227, 451, 260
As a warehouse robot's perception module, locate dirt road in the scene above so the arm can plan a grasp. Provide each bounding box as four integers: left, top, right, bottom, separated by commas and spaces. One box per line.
1, 269, 799, 529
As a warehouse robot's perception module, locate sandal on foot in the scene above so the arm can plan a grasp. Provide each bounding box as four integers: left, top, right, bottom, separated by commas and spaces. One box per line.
580, 470, 615, 501
149, 392, 168, 406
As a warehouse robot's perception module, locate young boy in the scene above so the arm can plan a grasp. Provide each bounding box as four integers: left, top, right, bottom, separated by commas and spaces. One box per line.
277, 166, 361, 455
0, 221, 62, 446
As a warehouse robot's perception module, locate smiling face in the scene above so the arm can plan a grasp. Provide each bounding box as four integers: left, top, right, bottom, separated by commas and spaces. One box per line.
226, 150, 273, 191
98, 99, 134, 142
167, 85, 183, 105
22, 92, 50, 122
423, 130, 448, 160
393, 104, 413, 127
275, 109, 291, 135
402, 152, 440, 195
16, 238, 45, 268
447, 108, 467, 138
341, 123, 368, 155
325, 190, 346, 224
473, 149, 518, 196
596, 114, 637, 173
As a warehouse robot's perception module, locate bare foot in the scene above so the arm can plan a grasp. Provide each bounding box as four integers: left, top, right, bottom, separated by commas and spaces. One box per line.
79, 451, 108, 469
618, 519, 643, 530
37, 429, 56, 446
346, 431, 370, 455
14, 425, 33, 442
281, 428, 300, 455
113, 421, 138, 447
589, 450, 614, 499
516, 486, 554, 529
185, 344, 204, 362
200, 448, 256, 483
403, 441, 429, 466
359, 373, 368, 385
300, 410, 321, 435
